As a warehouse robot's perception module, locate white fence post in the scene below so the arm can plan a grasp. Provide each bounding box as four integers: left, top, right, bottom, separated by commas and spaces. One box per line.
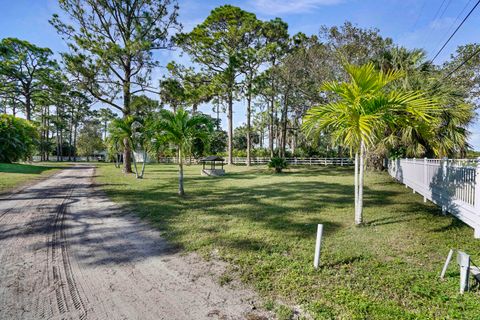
423, 157, 427, 202
475, 159, 480, 238
441, 158, 448, 214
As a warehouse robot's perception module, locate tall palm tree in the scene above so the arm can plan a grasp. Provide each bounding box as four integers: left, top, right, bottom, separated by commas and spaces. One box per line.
303, 63, 437, 225
157, 108, 213, 196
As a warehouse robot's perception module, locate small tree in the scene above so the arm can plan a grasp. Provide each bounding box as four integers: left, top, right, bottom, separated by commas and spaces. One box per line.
76, 120, 104, 161
303, 63, 437, 225
157, 109, 213, 196
0, 114, 38, 163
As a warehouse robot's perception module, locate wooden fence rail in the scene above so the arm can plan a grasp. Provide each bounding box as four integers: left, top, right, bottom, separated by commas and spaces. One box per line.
388, 158, 480, 238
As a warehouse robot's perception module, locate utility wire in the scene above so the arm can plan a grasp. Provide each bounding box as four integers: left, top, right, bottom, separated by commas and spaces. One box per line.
442, 45, 480, 80
430, 0, 480, 63
432, 0, 474, 53
411, 0, 428, 30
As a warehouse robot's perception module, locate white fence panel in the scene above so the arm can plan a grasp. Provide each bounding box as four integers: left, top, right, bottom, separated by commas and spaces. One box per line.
157, 157, 353, 166
389, 158, 480, 238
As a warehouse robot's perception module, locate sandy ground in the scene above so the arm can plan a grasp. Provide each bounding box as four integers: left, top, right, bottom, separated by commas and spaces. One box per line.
0, 165, 272, 320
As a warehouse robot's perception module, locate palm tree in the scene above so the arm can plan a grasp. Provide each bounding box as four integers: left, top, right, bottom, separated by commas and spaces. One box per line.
303, 63, 437, 225
109, 116, 153, 179
157, 108, 213, 196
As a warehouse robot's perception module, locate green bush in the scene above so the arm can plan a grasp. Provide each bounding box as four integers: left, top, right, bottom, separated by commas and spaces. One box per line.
268, 157, 288, 173
0, 114, 38, 163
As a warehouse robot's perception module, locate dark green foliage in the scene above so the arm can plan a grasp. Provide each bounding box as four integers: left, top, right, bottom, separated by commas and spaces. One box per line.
0, 114, 38, 163
268, 157, 288, 173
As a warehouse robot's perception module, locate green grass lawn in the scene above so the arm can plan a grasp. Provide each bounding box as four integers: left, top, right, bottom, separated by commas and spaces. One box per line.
0, 162, 67, 192
96, 164, 480, 319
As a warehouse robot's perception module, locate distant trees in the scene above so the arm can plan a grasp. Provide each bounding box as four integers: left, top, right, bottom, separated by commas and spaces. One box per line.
0, 38, 58, 121
76, 120, 104, 161
175, 5, 262, 165
51, 0, 180, 173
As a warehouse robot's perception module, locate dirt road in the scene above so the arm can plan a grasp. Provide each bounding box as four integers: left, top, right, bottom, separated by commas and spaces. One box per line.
0, 165, 269, 320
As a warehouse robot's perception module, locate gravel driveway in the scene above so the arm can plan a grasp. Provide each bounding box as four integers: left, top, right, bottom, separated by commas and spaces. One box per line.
0, 165, 269, 320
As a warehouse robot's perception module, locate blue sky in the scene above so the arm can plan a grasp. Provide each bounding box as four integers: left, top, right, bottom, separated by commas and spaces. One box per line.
1, 0, 479, 150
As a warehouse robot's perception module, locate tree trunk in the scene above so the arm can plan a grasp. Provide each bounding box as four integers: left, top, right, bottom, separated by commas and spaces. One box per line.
123, 63, 133, 173
246, 84, 252, 167
73, 123, 77, 162
132, 150, 140, 178
269, 97, 274, 158
69, 109, 74, 161
280, 91, 288, 158
46, 106, 50, 161
140, 150, 147, 178
356, 141, 366, 225
354, 152, 360, 224
178, 147, 185, 196
192, 103, 198, 114
25, 94, 31, 121
227, 91, 233, 165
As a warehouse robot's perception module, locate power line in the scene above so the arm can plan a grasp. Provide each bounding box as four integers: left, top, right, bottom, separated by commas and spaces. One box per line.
411, 0, 428, 30
430, 0, 480, 63
420, 0, 448, 50
432, 0, 474, 52
442, 45, 480, 80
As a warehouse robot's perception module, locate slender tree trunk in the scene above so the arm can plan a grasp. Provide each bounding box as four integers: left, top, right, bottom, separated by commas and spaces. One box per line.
46, 106, 50, 161
354, 152, 359, 224
56, 106, 60, 162
280, 91, 288, 158
104, 120, 107, 141
69, 109, 73, 161
246, 84, 252, 167
123, 63, 133, 173
40, 107, 45, 161
73, 123, 77, 162
269, 97, 274, 158
357, 140, 365, 225
178, 147, 184, 196
25, 94, 31, 121
227, 90, 233, 165
132, 151, 140, 178
140, 150, 147, 178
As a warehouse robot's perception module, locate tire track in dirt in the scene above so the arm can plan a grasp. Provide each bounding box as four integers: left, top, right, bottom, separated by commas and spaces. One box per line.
0, 165, 272, 320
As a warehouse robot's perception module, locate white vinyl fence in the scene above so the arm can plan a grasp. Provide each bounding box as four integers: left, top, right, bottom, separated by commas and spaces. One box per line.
32, 156, 94, 162
388, 158, 480, 238
158, 157, 353, 166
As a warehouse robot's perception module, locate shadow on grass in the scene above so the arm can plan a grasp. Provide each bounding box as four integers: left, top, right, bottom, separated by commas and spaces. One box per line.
100, 171, 401, 256
0, 163, 65, 174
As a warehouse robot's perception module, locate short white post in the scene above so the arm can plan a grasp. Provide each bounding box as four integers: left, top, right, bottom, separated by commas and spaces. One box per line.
457, 251, 470, 294
440, 249, 454, 279
313, 224, 323, 269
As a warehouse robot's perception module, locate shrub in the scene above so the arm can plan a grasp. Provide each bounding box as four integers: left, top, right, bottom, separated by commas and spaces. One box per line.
268, 157, 288, 173
0, 114, 38, 163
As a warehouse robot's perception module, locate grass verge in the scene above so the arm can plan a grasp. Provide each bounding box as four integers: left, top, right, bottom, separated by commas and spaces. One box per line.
0, 162, 67, 193
96, 163, 480, 319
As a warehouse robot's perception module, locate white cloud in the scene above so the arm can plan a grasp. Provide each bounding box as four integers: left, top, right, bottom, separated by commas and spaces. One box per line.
249, 0, 343, 15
